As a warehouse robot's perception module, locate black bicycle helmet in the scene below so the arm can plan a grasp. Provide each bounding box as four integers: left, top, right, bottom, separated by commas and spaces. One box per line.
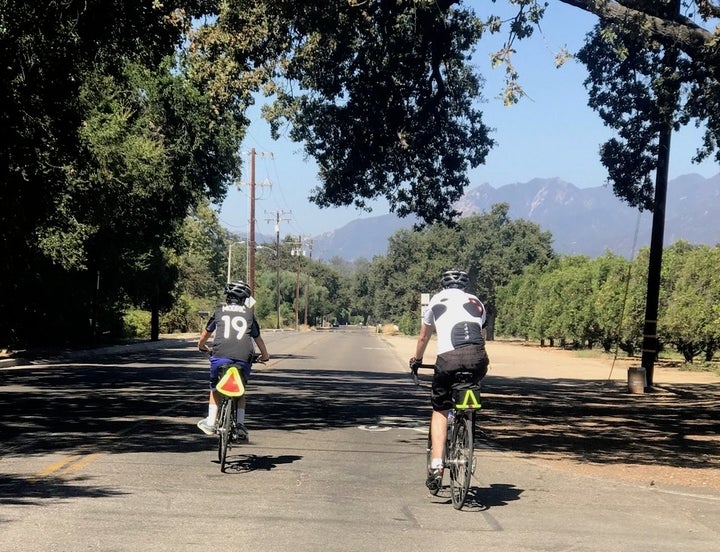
225, 280, 251, 304
440, 269, 469, 290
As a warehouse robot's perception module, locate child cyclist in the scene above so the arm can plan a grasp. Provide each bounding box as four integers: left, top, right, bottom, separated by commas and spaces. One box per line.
197, 280, 270, 440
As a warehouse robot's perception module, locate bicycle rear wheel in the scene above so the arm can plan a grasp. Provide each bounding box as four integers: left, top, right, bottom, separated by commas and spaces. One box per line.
217, 399, 233, 472
448, 413, 474, 509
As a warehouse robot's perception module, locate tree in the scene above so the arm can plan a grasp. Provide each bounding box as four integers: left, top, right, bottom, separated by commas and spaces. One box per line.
362, 206, 554, 333
592, 252, 636, 352
555, 1, 718, 384
190, 0, 495, 226
457, 204, 555, 338
661, 244, 720, 362
0, 1, 244, 347
6, 0, 720, 349
496, 263, 545, 341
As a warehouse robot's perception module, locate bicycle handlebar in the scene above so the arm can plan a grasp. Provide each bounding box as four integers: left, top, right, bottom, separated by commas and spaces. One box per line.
409, 360, 435, 386
198, 347, 268, 365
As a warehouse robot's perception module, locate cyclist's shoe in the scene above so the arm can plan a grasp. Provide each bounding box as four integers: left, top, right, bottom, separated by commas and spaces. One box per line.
426, 468, 443, 491
233, 423, 248, 441
196, 418, 215, 435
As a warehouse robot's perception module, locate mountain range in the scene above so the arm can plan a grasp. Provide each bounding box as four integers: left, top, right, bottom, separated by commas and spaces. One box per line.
309, 173, 720, 261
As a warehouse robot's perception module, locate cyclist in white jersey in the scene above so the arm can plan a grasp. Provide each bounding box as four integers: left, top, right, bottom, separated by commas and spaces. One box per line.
410, 269, 489, 491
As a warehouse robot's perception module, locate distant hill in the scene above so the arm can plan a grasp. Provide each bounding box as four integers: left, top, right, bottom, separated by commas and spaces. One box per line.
311, 173, 720, 261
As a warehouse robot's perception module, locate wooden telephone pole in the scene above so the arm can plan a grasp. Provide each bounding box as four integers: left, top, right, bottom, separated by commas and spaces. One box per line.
304, 239, 313, 326
265, 210, 292, 329
237, 149, 271, 295
639, 3, 681, 389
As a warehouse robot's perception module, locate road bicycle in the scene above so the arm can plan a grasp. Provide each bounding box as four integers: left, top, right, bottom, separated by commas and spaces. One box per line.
411, 362, 482, 510
212, 355, 264, 472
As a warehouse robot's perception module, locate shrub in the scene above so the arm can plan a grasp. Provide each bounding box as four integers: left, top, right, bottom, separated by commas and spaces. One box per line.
397, 312, 420, 336
123, 310, 151, 338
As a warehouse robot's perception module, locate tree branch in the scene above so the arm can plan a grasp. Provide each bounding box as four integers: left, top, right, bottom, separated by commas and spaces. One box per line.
559, 0, 717, 58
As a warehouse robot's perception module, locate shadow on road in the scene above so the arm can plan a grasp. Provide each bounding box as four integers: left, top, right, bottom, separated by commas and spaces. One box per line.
218, 454, 303, 473
428, 482, 523, 512
0, 473, 127, 507
0, 344, 429, 458
3, 339, 718, 508
473, 373, 720, 470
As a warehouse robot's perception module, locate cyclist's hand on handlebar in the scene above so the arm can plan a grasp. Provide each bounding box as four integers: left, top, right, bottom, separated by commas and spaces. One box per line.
199, 345, 212, 354
409, 357, 422, 374
253, 353, 270, 363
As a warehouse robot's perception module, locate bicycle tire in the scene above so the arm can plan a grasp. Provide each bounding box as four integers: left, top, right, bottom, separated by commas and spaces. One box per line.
448, 413, 474, 509
217, 399, 232, 472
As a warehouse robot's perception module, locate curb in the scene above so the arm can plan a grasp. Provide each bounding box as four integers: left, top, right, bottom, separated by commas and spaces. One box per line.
0, 336, 196, 369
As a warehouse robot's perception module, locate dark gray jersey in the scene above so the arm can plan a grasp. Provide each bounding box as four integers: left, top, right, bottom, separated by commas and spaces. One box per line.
205, 303, 260, 361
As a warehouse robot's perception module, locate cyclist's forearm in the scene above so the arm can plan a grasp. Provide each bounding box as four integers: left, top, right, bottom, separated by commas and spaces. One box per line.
198, 329, 212, 352
414, 324, 432, 360
254, 336, 270, 361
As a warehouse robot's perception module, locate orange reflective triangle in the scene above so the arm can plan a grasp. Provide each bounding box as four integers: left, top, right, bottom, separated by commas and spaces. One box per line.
216, 366, 245, 397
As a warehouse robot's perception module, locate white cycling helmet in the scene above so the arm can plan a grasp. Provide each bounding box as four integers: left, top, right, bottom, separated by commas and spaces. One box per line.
440, 269, 469, 290
225, 280, 251, 304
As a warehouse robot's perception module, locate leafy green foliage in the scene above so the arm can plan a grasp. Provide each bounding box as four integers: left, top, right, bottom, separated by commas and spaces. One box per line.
4, 0, 720, 350
0, 2, 243, 347
496, 241, 720, 362
575, 4, 720, 211
577, 23, 672, 210
192, 0, 495, 225
123, 309, 152, 339
360, 206, 554, 334
660, 243, 720, 362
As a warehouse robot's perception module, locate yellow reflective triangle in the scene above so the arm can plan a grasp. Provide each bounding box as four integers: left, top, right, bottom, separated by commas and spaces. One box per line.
216, 366, 245, 397
455, 389, 481, 410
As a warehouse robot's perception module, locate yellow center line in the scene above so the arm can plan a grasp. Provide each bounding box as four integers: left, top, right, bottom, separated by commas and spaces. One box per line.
34, 452, 103, 479
61, 452, 102, 475
35, 454, 81, 478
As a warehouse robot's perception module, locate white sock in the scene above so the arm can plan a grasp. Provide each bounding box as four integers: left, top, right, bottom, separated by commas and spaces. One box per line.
237, 408, 245, 424
207, 404, 218, 422
431, 458, 443, 470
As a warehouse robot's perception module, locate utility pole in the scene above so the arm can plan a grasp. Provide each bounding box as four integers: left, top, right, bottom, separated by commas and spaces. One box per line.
304, 239, 313, 326
640, 6, 680, 389
237, 149, 271, 295
249, 148, 256, 293
290, 236, 305, 331
265, 210, 291, 329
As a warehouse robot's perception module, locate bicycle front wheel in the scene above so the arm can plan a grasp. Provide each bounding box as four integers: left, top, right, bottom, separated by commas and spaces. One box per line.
217, 399, 233, 472
448, 413, 474, 509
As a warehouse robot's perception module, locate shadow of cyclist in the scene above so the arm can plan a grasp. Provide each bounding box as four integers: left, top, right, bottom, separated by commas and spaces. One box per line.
467, 483, 524, 510
217, 454, 303, 473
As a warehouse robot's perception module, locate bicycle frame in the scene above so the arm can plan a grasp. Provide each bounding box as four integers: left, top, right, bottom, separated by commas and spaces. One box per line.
446, 395, 479, 510
415, 363, 481, 509
214, 362, 248, 472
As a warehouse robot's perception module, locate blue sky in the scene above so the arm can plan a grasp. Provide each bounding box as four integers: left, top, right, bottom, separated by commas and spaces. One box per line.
218, 3, 720, 239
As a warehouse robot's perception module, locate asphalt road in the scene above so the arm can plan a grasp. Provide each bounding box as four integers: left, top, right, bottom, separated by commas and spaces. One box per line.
1, 329, 718, 551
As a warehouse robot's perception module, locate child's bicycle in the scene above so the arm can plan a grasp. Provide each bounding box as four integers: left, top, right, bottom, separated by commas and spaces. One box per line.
411, 362, 482, 510
212, 355, 264, 472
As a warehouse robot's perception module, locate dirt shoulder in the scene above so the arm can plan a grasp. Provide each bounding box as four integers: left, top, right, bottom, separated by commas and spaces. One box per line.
381, 333, 720, 492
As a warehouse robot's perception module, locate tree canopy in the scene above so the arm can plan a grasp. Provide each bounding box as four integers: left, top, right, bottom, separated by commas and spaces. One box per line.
1, 1, 243, 346
3, 0, 720, 348
496, 241, 720, 363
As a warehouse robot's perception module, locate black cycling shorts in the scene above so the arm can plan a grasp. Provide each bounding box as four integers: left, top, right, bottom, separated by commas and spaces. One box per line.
431, 344, 489, 411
